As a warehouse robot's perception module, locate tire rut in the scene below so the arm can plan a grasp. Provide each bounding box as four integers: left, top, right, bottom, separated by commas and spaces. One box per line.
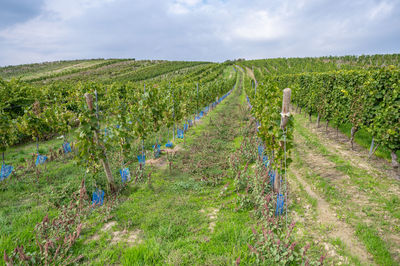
290, 169, 375, 265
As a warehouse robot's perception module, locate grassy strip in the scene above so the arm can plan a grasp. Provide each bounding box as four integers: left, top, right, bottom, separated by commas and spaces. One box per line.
75, 70, 255, 264
328, 237, 362, 265
355, 224, 395, 266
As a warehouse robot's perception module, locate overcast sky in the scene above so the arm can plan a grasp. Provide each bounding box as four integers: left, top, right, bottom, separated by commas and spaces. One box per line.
0, 0, 399, 66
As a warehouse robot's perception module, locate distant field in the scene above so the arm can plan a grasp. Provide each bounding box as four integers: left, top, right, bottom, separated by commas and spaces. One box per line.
0, 59, 109, 80
0, 59, 210, 85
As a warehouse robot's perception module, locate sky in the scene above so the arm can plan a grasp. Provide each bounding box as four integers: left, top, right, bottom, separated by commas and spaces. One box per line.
0, 0, 399, 66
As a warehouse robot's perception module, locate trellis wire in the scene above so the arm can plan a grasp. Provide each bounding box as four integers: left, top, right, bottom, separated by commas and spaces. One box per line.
283, 128, 288, 228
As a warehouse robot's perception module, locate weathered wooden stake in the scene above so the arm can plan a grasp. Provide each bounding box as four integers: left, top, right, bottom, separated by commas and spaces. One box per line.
274, 88, 291, 192
280, 88, 291, 130
85, 93, 116, 193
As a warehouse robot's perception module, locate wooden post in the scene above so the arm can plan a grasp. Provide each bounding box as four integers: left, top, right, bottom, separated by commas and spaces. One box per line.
280, 88, 291, 130
274, 88, 291, 192
85, 93, 116, 193
274, 168, 280, 192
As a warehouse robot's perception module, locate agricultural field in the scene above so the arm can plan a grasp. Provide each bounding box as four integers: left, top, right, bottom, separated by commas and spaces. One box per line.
0, 55, 399, 265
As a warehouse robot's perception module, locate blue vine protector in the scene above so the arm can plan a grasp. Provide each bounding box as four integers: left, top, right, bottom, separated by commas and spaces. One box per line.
35, 154, 47, 166
177, 129, 184, 139
63, 142, 72, 154
263, 155, 269, 167
0, 164, 13, 180
183, 123, 189, 132
120, 168, 130, 183
92, 189, 104, 206
258, 145, 264, 157
275, 193, 285, 216
269, 170, 275, 188
137, 154, 146, 165
199, 111, 204, 118
165, 141, 173, 148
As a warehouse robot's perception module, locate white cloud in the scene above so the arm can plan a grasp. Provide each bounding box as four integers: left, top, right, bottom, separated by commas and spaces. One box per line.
368, 1, 393, 20
0, 0, 399, 66
176, 0, 202, 6
44, 0, 117, 20
228, 10, 289, 41
168, 0, 203, 14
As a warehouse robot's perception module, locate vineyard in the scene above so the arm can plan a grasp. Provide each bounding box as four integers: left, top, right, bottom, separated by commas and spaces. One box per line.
0, 55, 399, 265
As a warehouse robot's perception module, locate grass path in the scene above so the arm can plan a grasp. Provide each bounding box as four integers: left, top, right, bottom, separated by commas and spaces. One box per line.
73, 75, 258, 264
289, 112, 400, 265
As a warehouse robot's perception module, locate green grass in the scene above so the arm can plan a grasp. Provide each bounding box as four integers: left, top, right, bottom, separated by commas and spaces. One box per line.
355, 224, 396, 266
296, 181, 318, 209
121, 239, 162, 265
328, 237, 362, 265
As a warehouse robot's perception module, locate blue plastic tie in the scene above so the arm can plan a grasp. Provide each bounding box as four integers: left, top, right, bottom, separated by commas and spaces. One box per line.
63, 142, 72, 154
0, 164, 13, 180
120, 168, 130, 183
165, 141, 173, 148
137, 154, 146, 165
177, 129, 184, 139
92, 189, 105, 206
258, 145, 264, 157
269, 170, 275, 188
35, 154, 47, 166
263, 155, 269, 167
275, 193, 285, 216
